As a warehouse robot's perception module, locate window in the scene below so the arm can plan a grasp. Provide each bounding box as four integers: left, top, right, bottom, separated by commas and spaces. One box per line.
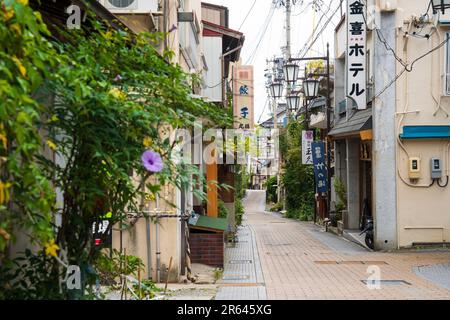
445, 33, 450, 95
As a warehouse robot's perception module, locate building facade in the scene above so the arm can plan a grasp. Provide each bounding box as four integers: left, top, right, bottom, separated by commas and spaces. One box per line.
331, 0, 450, 250
100, 0, 246, 281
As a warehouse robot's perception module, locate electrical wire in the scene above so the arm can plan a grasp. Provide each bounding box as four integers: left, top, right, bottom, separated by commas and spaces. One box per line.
245, 5, 276, 65
239, 0, 258, 31
298, 1, 341, 58
296, 0, 334, 57
257, 99, 270, 124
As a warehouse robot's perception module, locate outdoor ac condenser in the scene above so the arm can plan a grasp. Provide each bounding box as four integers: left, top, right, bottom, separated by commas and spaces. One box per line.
100, 0, 158, 13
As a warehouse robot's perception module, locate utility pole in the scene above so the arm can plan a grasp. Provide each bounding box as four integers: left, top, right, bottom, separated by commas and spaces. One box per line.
273, 96, 281, 203
326, 43, 332, 219
285, 0, 292, 120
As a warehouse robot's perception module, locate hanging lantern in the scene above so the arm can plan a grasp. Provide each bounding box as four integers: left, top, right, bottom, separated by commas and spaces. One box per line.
286, 94, 301, 112
303, 78, 320, 99
283, 63, 300, 84
269, 81, 284, 99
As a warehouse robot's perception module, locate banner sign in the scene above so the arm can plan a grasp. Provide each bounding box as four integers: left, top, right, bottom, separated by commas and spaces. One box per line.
92, 212, 112, 247
302, 131, 314, 165
312, 141, 328, 194
347, 0, 367, 110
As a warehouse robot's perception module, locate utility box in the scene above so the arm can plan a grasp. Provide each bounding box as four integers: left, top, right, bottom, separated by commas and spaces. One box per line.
431, 158, 442, 180
409, 157, 421, 180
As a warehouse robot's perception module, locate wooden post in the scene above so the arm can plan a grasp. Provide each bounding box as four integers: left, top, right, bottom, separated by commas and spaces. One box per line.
138, 267, 142, 300
164, 257, 173, 295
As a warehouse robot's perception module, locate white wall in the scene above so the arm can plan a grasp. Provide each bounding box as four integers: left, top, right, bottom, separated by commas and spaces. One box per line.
203, 36, 223, 102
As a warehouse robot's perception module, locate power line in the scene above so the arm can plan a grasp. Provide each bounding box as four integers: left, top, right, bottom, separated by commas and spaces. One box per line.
296, 0, 333, 57
257, 99, 270, 124
246, 6, 276, 65
239, 0, 258, 31
298, 0, 341, 58
369, 29, 450, 102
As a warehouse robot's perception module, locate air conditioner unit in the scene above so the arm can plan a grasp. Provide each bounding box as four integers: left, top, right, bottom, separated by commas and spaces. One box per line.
100, 0, 158, 13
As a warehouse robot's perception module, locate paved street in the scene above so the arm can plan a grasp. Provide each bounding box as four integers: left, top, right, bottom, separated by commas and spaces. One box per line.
217, 190, 450, 300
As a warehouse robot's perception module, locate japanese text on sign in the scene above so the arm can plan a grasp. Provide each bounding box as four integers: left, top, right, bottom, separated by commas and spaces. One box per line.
302, 131, 314, 165
347, 0, 366, 110
312, 141, 328, 193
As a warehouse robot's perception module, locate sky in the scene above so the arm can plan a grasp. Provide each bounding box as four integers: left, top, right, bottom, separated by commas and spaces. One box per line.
204, 0, 342, 124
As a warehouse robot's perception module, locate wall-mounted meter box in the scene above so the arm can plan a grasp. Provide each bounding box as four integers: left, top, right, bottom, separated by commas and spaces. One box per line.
409, 157, 421, 180
431, 158, 442, 180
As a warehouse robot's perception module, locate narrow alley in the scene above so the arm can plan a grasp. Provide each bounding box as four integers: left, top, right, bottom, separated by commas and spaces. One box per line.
217, 190, 450, 300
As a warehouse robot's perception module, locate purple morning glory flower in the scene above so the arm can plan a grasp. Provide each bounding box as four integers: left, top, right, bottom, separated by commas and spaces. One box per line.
169, 24, 177, 33
141, 150, 164, 173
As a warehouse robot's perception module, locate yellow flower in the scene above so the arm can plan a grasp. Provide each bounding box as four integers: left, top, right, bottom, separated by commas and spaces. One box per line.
0, 133, 7, 149
46, 140, 57, 151
0, 181, 12, 205
4, 8, 14, 21
103, 31, 113, 40
44, 240, 59, 257
17, 0, 29, 5
145, 193, 156, 202
143, 137, 153, 148
9, 23, 21, 35
108, 87, 126, 101
11, 56, 27, 78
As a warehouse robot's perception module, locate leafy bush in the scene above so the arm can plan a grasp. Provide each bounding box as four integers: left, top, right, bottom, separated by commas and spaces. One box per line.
235, 198, 245, 226
95, 249, 144, 285
218, 199, 228, 219
270, 202, 283, 212
0, 249, 63, 300
334, 177, 347, 213
282, 121, 315, 221
264, 176, 278, 204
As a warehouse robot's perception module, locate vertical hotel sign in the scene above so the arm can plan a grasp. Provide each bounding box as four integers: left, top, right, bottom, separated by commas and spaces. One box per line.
347, 0, 366, 110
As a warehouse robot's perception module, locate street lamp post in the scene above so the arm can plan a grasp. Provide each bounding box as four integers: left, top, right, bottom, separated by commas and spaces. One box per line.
285, 44, 332, 220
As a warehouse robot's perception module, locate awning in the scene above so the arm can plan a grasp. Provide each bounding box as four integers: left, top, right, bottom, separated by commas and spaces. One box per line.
400, 126, 450, 139
202, 20, 245, 77
329, 108, 372, 139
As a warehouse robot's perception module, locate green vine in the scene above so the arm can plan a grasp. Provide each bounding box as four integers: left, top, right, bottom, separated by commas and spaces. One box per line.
0, 0, 232, 299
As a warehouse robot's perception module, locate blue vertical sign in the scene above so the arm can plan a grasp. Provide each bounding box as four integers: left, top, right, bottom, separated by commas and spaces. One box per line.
312, 141, 328, 194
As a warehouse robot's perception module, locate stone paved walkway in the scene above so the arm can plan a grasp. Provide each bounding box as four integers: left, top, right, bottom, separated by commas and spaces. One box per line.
215, 221, 267, 300
221, 190, 450, 300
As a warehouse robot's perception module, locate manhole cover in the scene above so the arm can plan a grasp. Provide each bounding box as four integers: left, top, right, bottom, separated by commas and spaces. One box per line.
222, 275, 251, 281
361, 280, 411, 286
229, 260, 253, 264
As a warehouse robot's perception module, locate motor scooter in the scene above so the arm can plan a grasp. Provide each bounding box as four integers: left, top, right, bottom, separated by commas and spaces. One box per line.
360, 217, 374, 250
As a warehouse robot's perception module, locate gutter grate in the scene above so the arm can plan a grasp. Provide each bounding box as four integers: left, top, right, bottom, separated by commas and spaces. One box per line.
222, 275, 251, 281
361, 280, 412, 286
229, 260, 253, 265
